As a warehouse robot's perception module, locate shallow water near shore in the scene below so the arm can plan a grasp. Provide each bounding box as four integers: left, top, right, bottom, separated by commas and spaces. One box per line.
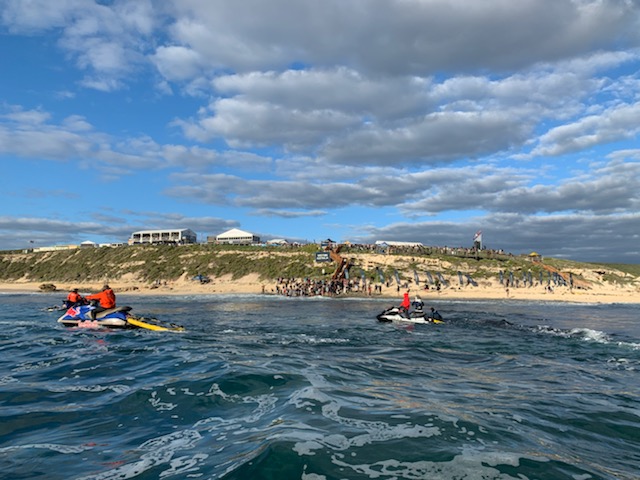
1, 293, 639, 479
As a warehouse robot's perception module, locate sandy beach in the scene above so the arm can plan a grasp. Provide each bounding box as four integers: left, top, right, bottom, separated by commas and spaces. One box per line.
1, 273, 638, 304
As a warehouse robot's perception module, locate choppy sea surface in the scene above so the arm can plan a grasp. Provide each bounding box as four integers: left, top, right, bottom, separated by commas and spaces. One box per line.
1, 293, 639, 480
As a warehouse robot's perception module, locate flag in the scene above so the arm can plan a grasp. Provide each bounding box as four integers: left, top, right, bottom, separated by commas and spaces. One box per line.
473, 230, 482, 243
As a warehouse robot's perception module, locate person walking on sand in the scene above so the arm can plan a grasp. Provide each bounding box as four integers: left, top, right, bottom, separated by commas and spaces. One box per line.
86, 285, 116, 320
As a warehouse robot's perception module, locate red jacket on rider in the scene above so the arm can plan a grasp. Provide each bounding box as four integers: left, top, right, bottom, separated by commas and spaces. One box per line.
67, 290, 83, 303
86, 287, 116, 309
400, 292, 410, 309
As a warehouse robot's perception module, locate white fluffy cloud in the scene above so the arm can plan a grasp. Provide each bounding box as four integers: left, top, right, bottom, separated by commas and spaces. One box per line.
1, 0, 640, 261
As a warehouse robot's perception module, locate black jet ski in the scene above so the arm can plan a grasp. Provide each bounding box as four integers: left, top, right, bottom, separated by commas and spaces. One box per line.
376, 306, 444, 324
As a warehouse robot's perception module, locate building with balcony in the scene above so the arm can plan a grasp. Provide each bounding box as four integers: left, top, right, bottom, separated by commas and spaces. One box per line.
130, 228, 197, 245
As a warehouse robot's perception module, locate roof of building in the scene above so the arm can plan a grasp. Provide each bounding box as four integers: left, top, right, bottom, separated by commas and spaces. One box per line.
266, 238, 288, 244
216, 228, 256, 239
131, 228, 195, 235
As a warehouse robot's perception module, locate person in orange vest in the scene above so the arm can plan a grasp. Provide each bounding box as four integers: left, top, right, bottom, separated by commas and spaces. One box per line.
66, 288, 85, 307
86, 285, 116, 320
399, 291, 411, 316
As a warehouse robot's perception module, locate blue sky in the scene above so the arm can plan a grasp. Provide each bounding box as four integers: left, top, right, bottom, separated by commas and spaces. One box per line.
1, 0, 640, 263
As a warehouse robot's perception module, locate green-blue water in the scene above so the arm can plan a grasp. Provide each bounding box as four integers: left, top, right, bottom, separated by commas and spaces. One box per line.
1, 293, 639, 479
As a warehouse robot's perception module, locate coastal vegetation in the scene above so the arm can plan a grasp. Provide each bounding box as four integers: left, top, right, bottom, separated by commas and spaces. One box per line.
0, 244, 638, 291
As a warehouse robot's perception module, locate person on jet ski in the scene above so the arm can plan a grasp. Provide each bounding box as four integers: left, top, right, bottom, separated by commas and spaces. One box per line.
399, 291, 411, 316
65, 288, 86, 308
429, 307, 443, 321
412, 295, 424, 311
86, 285, 116, 320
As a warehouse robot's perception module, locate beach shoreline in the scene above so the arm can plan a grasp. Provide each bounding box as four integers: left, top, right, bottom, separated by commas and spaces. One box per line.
1, 276, 638, 304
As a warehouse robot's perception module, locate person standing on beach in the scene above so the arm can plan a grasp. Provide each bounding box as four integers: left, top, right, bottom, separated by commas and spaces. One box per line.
86, 285, 116, 320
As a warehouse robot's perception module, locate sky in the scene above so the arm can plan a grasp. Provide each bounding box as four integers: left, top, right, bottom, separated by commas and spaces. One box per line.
1, 0, 640, 263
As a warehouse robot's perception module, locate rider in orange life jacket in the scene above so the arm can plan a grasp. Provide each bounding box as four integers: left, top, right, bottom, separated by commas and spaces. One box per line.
66, 288, 85, 307
85, 285, 116, 320
400, 291, 411, 314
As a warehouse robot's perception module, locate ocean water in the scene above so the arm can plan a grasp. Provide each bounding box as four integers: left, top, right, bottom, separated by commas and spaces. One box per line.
1, 293, 639, 480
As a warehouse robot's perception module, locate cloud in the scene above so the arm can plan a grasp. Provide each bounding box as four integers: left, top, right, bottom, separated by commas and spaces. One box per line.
165, 0, 640, 75
0, 107, 96, 161
2, 1, 640, 263
5, 0, 639, 91
152, 45, 205, 82
353, 211, 640, 263
1, 0, 158, 91
251, 209, 327, 219
532, 102, 640, 156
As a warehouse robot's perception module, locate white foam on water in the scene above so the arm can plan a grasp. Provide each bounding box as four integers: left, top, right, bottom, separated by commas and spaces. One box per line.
149, 390, 178, 411
607, 357, 638, 371
139, 429, 202, 451
616, 341, 640, 351
277, 334, 351, 346
48, 384, 130, 394
0, 443, 92, 454
76, 430, 205, 480
287, 385, 447, 457
0, 375, 19, 385
301, 466, 327, 480
535, 324, 615, 345
159, 453, 209, 478
569, 327, 610, 344
193, 384, 278, 433
330, 450, 549, 480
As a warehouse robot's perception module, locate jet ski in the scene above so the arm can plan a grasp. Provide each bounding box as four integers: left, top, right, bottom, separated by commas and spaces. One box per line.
57, 304, 185, 331
376, 306, 444, 324
57, 304, 133, 328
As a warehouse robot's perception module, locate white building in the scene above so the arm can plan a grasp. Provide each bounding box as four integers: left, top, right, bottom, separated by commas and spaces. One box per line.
214, 228, 260, 245
266, 238, 288, 246
33, 244, 79, 253
130, 229, 197, 245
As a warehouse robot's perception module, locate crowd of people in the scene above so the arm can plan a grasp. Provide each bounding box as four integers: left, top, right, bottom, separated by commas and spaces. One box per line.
273, 277, 369, 297
341, 242, 510, 259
